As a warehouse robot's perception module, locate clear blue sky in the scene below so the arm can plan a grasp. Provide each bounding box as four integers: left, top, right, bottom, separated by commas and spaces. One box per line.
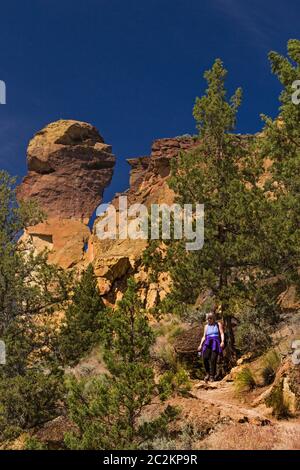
0, 0, 299, 202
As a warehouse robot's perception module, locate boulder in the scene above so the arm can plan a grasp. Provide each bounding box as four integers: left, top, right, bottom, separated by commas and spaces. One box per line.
174, 324, 203, 355
34, 416, 78, 449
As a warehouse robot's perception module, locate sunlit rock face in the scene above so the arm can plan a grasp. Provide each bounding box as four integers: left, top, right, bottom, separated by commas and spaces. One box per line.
17, 123, 199, 303
21, 219, 91, 270
17, 120, 115, 270
88, 135, 198, 305
17, 119, 115, 222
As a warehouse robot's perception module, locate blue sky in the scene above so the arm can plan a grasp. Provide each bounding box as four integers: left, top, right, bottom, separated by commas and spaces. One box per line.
0, 0, 299, 203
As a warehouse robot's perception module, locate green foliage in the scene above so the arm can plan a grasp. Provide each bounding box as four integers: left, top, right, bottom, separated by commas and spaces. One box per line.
193, 58, 242, 138
0, 171, 72, 441
158, 367, 191, 401
0, 172, 71, 337
154, 344, 179, 372
152, 330, 194, 391
265, 380, 290, 419
147, 417, 215, 450
261, 350, 281, 385
143, 60, 276, 365
65, 278, 178, 450
59, 264, 107, 366
1, 40, 300, 445
137, 405, 179, 449
234, 367, 256, 393
24, 436, 47, 450
154, 318, 185, 342
235, 308, 272, 356
258, 39, 300, 291
0, 370, 64, 440
177, 422, 207, 450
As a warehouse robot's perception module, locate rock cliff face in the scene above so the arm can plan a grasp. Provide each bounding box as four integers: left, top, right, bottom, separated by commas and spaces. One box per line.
19, 126, 292, 309
18, 124, 198, 301
17, 120, 115, 269
17, 120, 115, 222
88, 135, 198, 304
17, 123, 198, 302
23, 219, 91, 270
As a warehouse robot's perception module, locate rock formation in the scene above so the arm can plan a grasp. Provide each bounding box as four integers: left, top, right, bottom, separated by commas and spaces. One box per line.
17, 120, 116, 269
18, 125, 293, 310
87, 135, 198, 304
18, 121, 198, 301
23, 219, 91, 270
17, 120, 115, 222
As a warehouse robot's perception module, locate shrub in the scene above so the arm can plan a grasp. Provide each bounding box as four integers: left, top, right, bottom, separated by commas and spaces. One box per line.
147, 422, 205, 450
234, 367, 256, 394
179, 422, 206, 450
153, 317, 185, 343
146, 436, 178, 450
65, 279, 178, 450
261, 350, 281, 385
236, 308, 272, 356
158, 367, 191, 401
25, 436, 47, 450
0, 370, 63, 441
265, 380, 290, 419
155, 344, 179, 373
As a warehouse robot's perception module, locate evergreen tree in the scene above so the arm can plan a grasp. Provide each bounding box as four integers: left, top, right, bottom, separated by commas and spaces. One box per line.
0, 171, 72, 440
65, 278, 178, 450
59, 264, 107, 366
144, 60, 274, 364
258, 39, 300, 292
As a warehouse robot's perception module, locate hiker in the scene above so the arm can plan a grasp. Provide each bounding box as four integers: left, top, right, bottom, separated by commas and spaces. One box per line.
197, 312, 225, 382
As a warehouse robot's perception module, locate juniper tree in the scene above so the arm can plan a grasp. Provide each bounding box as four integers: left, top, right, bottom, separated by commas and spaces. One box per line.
0, 171, 72, 439
144, 60, 274, 364
65, 278, 178, 450
59, 264, 107, 366
258, 39, 300, 292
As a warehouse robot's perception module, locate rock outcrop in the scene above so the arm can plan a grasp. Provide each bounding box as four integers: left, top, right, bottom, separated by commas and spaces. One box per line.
88, 135, 198, 304
17, 120, 116, 270
22, 219, 91, 269
17, 123, 197, 302
18, 126, 291, 309
252, 357, 300, 417
34, 416, 78, 450
17, 120, 115, 222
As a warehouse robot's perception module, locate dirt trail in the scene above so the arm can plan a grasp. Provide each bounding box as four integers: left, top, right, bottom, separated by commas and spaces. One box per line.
191, 380, 272, 424
192, 381, 300, 432
188, 379, 300, 449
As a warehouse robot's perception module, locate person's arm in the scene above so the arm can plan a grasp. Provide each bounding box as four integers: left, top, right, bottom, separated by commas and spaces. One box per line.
198, 325, 207, 351
218, 321, 225, 349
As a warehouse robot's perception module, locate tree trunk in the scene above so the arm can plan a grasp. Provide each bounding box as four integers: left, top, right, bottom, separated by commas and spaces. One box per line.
223, 315, 237, 370
217, 226, 237, 371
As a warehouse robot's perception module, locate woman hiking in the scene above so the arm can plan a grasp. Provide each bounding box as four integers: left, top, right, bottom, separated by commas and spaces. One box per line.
198, 312, 225, 382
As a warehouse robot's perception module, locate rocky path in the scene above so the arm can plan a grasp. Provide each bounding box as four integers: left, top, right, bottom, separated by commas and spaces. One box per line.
188, 378, 300, 449
191, 380, 273, 425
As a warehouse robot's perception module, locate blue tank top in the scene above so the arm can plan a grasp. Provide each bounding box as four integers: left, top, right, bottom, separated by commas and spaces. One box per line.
206, 323, 219, 338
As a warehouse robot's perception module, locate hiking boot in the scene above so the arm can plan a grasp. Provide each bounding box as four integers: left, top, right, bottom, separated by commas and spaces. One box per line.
204, 374, 210, 382
208, 376, 215, 382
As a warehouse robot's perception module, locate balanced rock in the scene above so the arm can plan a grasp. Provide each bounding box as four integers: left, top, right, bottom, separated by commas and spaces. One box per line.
17, 120, 115, 222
